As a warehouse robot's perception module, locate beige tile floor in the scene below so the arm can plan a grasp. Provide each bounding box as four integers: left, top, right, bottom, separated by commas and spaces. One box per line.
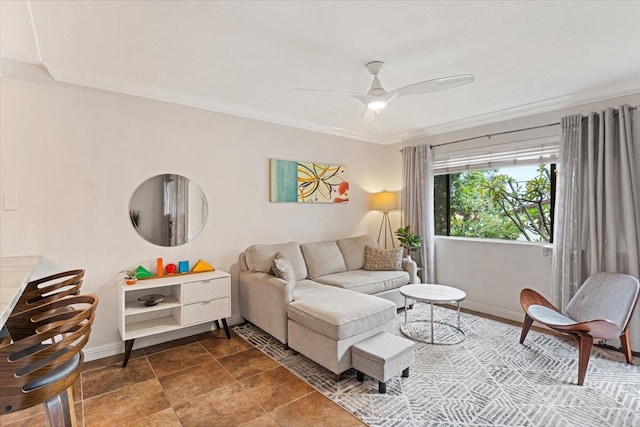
1, 329, 365, 427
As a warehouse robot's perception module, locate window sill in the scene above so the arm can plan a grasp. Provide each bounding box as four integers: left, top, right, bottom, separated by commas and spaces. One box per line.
435, 235, 552, 248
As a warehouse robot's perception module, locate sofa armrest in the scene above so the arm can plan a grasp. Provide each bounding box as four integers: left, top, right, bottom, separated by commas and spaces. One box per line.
238, 270, 293, 344
402, 257, 420, 284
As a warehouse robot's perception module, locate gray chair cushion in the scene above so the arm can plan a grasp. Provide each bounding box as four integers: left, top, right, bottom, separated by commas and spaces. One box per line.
564, 272, 640, 335
300, 241, 347, 279
288, 284, 396, 340
245, 241, 308, 280
313, 270, 409, 295
528, 305, 576, 326
336, 234, 377, 271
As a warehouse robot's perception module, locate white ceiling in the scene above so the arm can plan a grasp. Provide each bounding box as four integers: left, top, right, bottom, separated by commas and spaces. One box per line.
2, 1, 640, 144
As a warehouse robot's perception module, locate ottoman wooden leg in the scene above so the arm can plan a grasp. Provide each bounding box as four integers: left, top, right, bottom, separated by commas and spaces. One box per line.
356, 370, 364, 382
402, 367, 409, 378
378, 381, 386, 393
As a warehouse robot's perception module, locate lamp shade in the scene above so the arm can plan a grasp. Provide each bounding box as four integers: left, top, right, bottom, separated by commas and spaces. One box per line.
370, 191, 398, 211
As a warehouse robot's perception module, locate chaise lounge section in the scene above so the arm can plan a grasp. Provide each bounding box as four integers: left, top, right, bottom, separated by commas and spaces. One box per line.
239, 234, 419, 376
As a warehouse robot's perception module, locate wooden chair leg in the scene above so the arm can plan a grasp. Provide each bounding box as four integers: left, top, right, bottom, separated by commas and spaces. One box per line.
575, 334, 593, 386
43, 387, 76, 427
519, 314, 534, 344
620, 329, 633, 364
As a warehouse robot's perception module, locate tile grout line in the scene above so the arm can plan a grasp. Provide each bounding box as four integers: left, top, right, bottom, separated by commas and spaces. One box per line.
204, 343, 274, 423
234, 324, 370, 426
81, 356, 156, 402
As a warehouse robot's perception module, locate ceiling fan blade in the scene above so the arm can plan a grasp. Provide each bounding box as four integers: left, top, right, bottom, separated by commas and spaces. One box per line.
390, 74, 475, 98
363, 107, 378, 123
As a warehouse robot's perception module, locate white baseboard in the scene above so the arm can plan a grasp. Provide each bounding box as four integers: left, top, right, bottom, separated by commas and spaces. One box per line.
83, 314, 245, 362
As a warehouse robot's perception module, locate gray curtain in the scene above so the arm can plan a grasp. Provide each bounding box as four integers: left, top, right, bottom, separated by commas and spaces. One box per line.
552, 105, 639, 348
401, 144, 435, 283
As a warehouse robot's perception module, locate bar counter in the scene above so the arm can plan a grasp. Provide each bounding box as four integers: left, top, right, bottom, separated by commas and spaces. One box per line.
0, 256, 41, 328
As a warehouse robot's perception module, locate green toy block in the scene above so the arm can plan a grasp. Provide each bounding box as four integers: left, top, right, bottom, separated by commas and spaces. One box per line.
135, 266, 153, 278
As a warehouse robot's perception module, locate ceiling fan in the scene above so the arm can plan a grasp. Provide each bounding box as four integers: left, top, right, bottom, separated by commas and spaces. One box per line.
296, 61, 474, 122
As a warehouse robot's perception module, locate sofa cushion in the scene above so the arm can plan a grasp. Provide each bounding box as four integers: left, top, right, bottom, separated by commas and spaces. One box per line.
313, 270, 409, 295
288, 283, 396, 340
364, 246, 403, 271
336, 234, 378, 270
245, 242, 308, 280
272, 252, 296, 289
300, 241, 347, 279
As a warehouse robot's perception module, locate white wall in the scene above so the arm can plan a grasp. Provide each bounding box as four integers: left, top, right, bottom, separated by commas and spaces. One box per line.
0, 68, 398, 359
436, 237, 552, 321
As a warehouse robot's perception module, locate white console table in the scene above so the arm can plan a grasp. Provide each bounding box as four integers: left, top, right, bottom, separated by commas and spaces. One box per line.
118, 269, 231, 367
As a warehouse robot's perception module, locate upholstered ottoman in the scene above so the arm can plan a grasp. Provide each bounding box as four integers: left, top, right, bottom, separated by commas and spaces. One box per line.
351, 331, 415, 393
287, 283, 397, 378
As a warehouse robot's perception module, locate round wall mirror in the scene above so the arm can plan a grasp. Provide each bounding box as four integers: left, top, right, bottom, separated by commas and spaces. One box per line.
129, 174, 208, 247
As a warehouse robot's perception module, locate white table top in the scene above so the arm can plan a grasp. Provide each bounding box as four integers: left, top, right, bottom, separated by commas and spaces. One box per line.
400, 284, 466, 303
1, 256, 41, 328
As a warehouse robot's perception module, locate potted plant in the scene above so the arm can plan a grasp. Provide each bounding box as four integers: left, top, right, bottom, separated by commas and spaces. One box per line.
395, 226, 423, 259
119, 270, 138, 285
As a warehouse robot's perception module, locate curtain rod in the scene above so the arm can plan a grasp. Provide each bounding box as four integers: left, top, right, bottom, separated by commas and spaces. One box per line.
429, 105, 638, 150
430, 122, 559, 149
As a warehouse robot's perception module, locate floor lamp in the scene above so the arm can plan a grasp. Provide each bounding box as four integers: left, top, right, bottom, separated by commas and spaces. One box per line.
370, 191, 399, 249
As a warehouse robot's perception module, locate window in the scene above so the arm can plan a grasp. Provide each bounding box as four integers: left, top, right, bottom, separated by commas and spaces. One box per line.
434, 164, 556, 243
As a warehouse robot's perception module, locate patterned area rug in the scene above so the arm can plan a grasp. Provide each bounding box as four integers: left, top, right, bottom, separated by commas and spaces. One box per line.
234, 306, 640, 426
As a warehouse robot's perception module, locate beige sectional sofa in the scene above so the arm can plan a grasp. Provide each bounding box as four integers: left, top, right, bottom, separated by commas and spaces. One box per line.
239, 234, 419, 376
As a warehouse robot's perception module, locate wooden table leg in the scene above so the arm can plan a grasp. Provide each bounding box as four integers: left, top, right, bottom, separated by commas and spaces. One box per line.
122, 339, 135, 368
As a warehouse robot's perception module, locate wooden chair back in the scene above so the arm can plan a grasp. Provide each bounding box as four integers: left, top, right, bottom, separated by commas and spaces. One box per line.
0, 294, 98, 415
6, 270, 84, 341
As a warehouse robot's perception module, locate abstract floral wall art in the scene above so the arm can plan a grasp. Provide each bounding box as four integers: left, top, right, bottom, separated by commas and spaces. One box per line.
270, 159, 349, 203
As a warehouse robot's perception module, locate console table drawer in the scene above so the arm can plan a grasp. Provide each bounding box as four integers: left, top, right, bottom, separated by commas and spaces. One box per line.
183, 297, 230, 326
183, 278, 229, 304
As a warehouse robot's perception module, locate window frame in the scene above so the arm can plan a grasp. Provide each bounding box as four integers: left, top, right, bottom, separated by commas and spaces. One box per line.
435, 163, 556, 243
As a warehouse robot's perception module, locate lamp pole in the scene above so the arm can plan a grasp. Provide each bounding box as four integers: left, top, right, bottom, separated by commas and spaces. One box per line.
377, 210, 395, 249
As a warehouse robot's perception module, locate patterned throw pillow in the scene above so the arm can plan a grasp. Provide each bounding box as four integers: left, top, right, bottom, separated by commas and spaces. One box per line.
363, 245, 403, 271
272, 252, 296, 288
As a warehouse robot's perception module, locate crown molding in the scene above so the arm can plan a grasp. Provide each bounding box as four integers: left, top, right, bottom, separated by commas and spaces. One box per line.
41, 63, 390, 145
395, 80, 640, 143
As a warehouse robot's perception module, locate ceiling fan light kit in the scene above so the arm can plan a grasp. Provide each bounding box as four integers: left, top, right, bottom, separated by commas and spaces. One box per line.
367, 101, 387, 111
296, 60, 475, 122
